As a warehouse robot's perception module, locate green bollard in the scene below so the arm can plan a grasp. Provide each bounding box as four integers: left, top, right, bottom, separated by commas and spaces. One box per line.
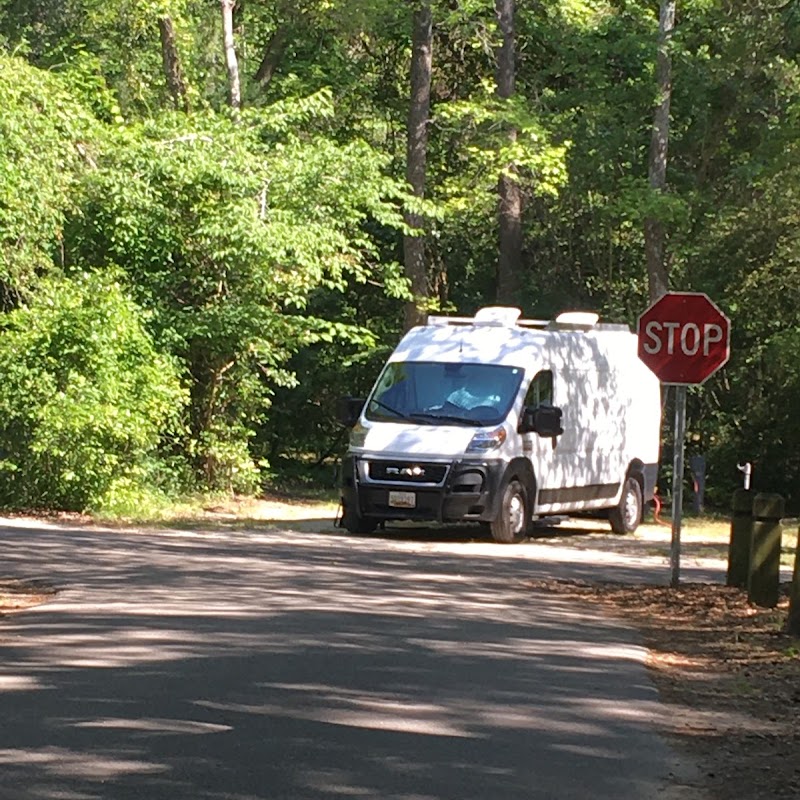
727, 488, 753, 589
787, 529, 800, 636
748, 493, 784, 609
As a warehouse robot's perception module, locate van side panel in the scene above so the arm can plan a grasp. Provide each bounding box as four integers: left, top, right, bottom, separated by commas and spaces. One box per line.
531, 330, 660, 515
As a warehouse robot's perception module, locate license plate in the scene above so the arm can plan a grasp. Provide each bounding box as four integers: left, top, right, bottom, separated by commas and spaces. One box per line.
389, 491, 416, 509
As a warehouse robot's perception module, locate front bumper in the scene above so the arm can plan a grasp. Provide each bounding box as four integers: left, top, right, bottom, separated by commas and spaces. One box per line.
341, 453, 506, 524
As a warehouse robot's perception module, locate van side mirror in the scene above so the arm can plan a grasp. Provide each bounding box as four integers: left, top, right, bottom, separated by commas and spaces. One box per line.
519, 404, 564, 438
337, 396, 365, 427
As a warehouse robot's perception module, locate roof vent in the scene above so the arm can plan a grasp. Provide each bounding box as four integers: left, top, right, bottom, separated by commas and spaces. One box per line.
552, 311, 599, 330
473, 306, 522, 327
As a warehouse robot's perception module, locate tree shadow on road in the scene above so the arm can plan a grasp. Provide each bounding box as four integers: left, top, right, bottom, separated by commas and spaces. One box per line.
0, 519, 706, 800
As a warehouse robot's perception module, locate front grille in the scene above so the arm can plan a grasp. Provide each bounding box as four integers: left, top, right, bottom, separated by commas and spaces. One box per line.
367, 461, 448, 485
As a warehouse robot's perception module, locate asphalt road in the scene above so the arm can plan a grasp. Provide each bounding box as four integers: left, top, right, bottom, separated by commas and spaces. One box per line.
0, 517, 718, 800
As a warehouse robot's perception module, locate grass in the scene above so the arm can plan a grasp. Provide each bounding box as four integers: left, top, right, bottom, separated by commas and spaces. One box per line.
643, 512, 798, 567
87, 488, 340, 527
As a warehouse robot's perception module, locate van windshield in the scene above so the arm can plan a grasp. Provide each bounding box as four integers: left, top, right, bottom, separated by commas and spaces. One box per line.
365, 362, 524, 426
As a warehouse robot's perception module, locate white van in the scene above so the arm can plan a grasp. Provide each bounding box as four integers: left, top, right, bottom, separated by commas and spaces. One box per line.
338, 306, 661, 543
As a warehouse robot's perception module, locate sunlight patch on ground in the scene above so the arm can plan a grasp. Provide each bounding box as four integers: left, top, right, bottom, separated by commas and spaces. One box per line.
193, 698, 477, 738
73, 717, 231, 734
0, 747, 167, 778
0, 675, 49, 691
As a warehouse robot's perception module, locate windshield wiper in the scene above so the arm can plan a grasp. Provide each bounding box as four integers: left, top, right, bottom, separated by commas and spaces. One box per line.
368, 400, 474, 426
367, 397, 438, 423
368, 397, 406, 417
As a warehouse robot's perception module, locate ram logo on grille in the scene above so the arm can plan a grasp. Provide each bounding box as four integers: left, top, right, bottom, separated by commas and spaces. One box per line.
386, 465, 425, 477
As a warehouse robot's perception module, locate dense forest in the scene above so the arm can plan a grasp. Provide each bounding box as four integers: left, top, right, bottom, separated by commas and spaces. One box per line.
0, 0, 797, 513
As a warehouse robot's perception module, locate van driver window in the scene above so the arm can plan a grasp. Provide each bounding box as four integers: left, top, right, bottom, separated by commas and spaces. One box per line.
525, 370, 553, 408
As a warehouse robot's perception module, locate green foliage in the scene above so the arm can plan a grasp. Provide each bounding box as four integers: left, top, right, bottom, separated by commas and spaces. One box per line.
258, 305, 391, 472
667, 1, 800, 508
436, 89, 570, 205
0, 54, 98, 298
0, 271, 186, 511
56, 49, 127, 125
0, 0, 196, 114
0, 0, 799, 512
64, 107, 409, 489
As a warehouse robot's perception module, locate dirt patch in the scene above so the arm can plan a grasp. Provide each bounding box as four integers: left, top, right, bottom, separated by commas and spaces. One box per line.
0, 492, 340, 532
528, 578, 800, 800
197, 492, 338, 522
0, 578, 56, 614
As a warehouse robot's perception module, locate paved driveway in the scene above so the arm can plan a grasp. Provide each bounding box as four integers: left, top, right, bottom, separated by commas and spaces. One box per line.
0, 518, 713, 799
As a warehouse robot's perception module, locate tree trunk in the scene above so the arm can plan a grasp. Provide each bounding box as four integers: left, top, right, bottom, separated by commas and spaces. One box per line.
644, 0, 676, 302
254, 25, 289, 89
495, 0, 522, 306
158, 16, 189, 112
221, 0, 241, 114
403, 2, 433, 331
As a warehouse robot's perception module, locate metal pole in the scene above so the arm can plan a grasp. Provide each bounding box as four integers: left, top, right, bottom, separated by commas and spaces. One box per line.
670, 384, 687, 588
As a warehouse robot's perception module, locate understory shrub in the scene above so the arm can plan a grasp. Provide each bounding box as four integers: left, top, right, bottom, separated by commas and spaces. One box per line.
0, 271, 187, 510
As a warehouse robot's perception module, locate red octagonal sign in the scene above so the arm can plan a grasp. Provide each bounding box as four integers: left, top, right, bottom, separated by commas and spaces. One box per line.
638, 292, 731, 385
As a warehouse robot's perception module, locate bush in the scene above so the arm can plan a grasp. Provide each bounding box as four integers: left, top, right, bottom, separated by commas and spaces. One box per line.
0, 271, 187, 510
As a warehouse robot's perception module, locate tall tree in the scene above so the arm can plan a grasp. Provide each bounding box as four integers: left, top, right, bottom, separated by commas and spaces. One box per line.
221, 0, 241, 113
158, 15, 190, 112
403, 2, 433, 331
254, 25, 289, 90
494, 0, 521, 305
644, 0, 675, 301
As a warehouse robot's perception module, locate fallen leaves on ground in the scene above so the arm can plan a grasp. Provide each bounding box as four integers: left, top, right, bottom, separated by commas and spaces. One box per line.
527, 578, 800, 800
0, 579, 56, 613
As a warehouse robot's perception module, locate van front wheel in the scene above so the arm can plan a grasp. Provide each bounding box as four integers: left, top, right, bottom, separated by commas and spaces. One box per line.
490, 480, 529, 544
341, 502, 378, 534
609, 477, 642, 534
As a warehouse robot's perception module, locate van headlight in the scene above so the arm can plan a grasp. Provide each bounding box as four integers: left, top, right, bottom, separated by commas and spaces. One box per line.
466, 426, 507, 453
349, 422, 368, 448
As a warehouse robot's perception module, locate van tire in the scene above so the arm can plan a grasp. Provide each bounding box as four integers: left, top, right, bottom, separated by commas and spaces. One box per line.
341, 503, 378, 534
490, 480, 529, 544
609, 477, 642, 534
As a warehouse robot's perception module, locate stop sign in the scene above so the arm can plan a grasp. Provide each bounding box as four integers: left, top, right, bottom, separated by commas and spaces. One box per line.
637, 292, 730, 384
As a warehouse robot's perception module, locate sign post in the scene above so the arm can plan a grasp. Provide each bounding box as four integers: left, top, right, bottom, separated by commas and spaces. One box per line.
670, 385, 687, 587
637, 292, 731, 587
